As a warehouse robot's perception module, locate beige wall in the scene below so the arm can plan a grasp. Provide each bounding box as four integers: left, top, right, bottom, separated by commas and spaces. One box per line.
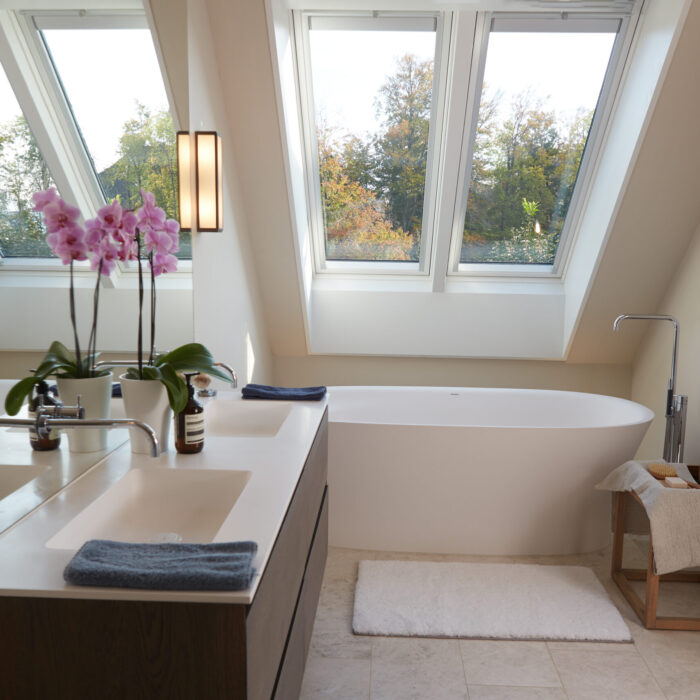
274, 355, 632, 398
631, 219, 700, 462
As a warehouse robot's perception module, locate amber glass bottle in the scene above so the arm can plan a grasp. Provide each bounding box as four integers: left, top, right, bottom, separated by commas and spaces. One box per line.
29, 380, 61, 451
175, 373, 204, 454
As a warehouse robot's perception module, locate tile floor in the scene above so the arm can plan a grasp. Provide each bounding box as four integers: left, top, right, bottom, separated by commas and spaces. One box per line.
300, 537, 700, 699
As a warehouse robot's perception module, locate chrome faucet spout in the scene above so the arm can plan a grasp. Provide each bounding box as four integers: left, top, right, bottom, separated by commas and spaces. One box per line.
42, 418, 160, 457
613, 313, 684, 462
214, 362, 238, 388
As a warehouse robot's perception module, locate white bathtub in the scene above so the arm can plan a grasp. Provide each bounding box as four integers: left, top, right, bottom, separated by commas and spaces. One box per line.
327, 386, 653, 556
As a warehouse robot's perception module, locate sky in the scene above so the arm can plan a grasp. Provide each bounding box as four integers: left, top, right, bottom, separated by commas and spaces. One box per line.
309, 28, 616, 139
0, 28, 168, 173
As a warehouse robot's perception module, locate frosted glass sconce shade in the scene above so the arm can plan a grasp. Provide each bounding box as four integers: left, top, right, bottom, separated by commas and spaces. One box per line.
176, 131, 192, 232
176, 130, 223, 232
195, 131, 223, 232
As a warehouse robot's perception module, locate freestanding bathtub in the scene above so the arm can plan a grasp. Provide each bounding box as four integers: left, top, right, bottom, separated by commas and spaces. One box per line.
327, 386, 653, 556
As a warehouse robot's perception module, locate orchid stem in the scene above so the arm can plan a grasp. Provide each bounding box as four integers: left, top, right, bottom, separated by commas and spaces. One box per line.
69, 260, 82, 376
149, 251, 155, 365
137, 236, 143, 380
87, 259, 103, 377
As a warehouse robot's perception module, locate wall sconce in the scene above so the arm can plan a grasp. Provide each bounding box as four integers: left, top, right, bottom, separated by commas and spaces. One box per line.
177, 130, 223, 232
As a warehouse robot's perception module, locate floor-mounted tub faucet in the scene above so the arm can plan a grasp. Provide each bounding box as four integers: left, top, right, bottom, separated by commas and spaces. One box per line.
613, 314, 687, 462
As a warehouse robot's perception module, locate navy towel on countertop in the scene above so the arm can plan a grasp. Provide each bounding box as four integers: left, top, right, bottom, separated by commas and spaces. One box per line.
242, 384, 327, 401
64, 539, 257, 591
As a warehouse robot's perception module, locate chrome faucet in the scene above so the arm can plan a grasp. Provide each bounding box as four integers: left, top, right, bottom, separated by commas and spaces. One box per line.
214, 362, 238, 388
613, 314, 687, 462
0, 398, 160, 457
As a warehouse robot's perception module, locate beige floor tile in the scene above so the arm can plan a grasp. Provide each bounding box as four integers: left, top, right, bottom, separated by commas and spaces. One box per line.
300, 656, 370, 700
467, 687, 567, 700
370, 637, 468, 700
459, 640, 561, 687
550, 647, 665, 699
633, 626, 700, 697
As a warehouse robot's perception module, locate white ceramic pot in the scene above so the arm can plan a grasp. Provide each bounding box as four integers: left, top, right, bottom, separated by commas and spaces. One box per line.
120, 374, 171, 455
56, 372, 113, 453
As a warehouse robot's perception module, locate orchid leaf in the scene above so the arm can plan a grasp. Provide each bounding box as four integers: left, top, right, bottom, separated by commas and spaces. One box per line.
156, 343, 234, 384
4, 377, 40, 416
123, 363, 188, 413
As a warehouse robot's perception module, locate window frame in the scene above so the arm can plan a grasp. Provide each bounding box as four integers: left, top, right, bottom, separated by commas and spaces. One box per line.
0, 8, 190, 276
447, 11, 634, 279
291, 4, 639, 281
295, 10, 447, 277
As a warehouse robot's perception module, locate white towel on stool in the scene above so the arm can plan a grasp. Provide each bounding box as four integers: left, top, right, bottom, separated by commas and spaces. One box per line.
596, 460, 700, 575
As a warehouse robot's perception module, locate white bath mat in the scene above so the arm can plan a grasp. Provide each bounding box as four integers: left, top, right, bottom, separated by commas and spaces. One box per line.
353, 561, 631, 642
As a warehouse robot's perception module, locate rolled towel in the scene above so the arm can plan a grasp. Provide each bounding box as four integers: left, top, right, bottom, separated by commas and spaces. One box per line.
241, 384, 327, 401
64, 539, 257, 591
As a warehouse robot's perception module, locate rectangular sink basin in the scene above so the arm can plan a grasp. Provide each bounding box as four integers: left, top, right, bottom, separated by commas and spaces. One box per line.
205, 399, 291, 437
0, 465, 49, 500
46, 468, 251, 549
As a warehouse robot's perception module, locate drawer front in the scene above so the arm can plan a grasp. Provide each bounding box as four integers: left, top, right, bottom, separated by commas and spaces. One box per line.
246, 410, 328, 700
273, 488, 328, 700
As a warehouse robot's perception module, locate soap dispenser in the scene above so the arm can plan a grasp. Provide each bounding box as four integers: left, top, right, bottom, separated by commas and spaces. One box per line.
29, 380, 61, 451
175, 372, 204, 453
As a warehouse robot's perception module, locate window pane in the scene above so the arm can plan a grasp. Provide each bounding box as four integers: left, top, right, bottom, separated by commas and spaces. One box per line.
0, 61, 55, 257
41, 27, 191, 259
461, 28, 617, 265
308, 22, 436, 262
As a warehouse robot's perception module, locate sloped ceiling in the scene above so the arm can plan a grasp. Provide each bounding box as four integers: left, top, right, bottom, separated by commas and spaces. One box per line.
202, 0, 700, 366
566, 0, 700, 364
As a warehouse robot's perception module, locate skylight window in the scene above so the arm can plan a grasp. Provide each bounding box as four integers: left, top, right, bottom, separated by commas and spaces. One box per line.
0, 59, 55, 258
304, 15, 439, 269
458, 19, 619, 267
37, 17, 190, 258
296, 9, 630, 279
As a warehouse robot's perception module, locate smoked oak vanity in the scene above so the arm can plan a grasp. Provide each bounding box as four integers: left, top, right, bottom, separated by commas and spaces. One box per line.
0, 394, 328, 700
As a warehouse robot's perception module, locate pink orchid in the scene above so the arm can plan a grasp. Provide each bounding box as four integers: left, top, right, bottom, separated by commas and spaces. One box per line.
135, 189, 166, 232
84, 218, 108, 253
42, 198, 82, 233
163, 218, 180, 253
144, 227, 175, 256
150, 252, 178, 277
97, 200, 124, 232
32, 187, 59, 212
90, 239, 120, 276
51, 224, 88, 264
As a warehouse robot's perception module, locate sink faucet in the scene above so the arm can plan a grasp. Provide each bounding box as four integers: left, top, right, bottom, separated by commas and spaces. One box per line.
0, 398, 160, 457
214, 362, 238, 388
613, 313, 687, 462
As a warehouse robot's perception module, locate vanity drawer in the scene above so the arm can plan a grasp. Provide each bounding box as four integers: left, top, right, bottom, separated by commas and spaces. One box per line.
246, 410, 328, 700
273, 488, 328, 700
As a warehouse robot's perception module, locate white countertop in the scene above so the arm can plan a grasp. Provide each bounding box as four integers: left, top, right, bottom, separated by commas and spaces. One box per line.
0, 391, 327, 605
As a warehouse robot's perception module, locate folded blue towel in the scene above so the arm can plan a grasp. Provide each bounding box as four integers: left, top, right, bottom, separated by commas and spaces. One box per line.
242, 384, 327, 401
64, 540, 257, 591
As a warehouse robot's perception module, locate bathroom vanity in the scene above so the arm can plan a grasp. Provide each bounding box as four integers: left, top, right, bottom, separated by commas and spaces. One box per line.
0, 393, 328, 699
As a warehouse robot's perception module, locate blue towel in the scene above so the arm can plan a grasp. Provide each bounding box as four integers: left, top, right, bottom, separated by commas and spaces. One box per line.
64, 540, 257, 591
242, 384, 327, 401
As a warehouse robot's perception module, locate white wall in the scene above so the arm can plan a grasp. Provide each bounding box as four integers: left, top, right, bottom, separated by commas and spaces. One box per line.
631, 219, 700, 462
182, 0, 273, 385
274, 355, 632, 398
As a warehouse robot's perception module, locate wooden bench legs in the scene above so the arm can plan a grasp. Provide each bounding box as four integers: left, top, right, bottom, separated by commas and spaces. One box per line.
611, 491, 700, 631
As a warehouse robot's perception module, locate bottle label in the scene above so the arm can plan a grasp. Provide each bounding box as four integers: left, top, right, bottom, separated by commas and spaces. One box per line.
184, 414, 204, 445
28, 410, 59, 441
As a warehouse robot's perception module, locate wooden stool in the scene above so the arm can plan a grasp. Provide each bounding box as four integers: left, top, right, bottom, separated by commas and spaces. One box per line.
611, 490, 700, 630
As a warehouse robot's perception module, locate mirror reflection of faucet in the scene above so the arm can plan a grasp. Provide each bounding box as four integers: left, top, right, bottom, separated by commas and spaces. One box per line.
0, 396, 160, 458
613, 314, 687, 462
